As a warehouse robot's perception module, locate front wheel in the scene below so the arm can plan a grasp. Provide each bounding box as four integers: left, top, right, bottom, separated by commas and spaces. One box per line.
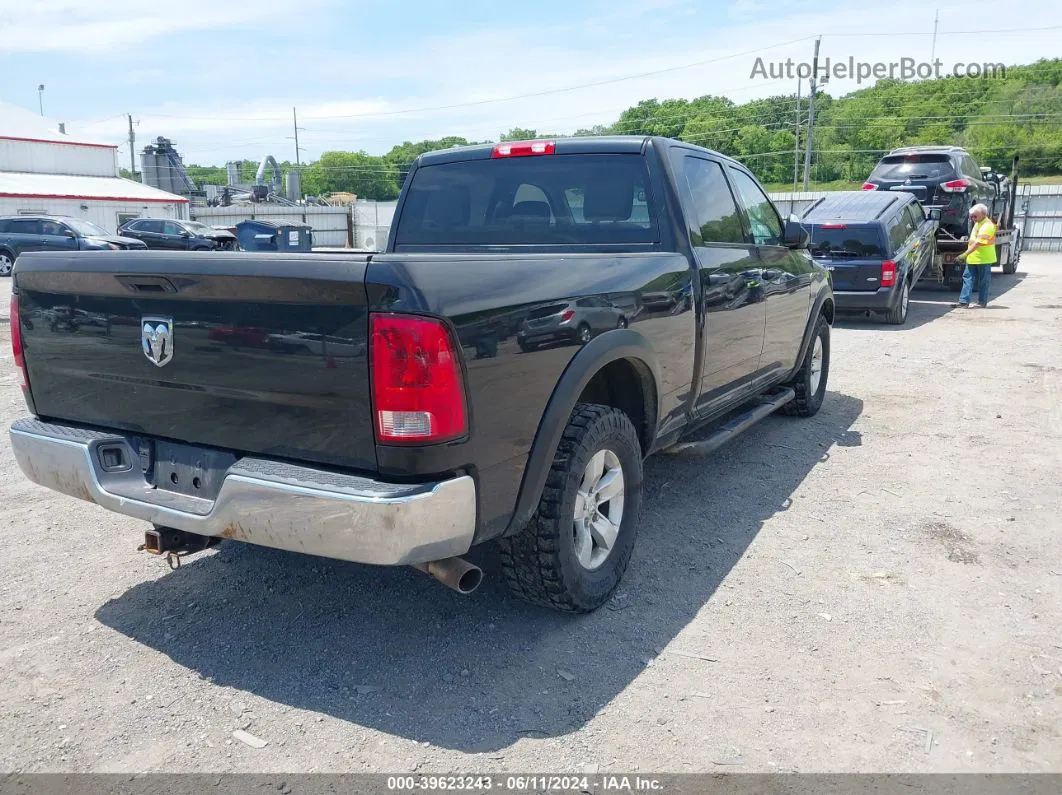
0, 251, 14, 277
783, 314, 830, 417
499, 404, 643, 613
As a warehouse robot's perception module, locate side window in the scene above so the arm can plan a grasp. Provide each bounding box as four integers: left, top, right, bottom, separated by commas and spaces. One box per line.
118, 213, 140, 228
0, 220, 8, 234
9, 219, 41, 235
162, 221, 182, 235
887, 214, 913, 253
143, 220, 163, 233
671, 154, 745, 246
727, 168, 783, 246
904, 203, 924, 231
40, 220, 65, 236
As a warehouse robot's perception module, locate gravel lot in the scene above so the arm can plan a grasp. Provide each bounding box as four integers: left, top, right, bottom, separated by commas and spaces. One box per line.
1, 255, 1060, 774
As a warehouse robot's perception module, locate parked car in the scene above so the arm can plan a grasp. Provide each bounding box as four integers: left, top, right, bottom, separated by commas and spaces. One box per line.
9, 135, 834, 613
802, 191, 936, 325
118, 218, 238, 251
862, 145, 995, 239
517, 297, 628, 351
0, 216, 146, 276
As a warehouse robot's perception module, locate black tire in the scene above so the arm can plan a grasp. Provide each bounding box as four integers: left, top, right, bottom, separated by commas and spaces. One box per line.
0, 250, 14, 277
885, 279, 910, 325
499, 403, 643, 613
1002, 243, 1017, 275
617, 317, 628, 329
783, 314, 830, 418
518, 339, 536, 353
577, 324, 592, 344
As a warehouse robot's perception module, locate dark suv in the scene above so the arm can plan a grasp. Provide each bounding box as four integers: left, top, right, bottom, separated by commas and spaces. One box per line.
118, 218, 237, 251
517, 297, 629, 351
803, 191, 936, 325
863, 146, 994, 239
0, 216, 146, 276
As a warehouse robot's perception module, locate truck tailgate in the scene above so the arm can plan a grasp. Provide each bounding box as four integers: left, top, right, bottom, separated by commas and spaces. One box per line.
14, 251, 377, 471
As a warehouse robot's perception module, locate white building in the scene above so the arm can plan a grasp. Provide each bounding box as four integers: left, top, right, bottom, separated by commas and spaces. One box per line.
0, 101, 187, 233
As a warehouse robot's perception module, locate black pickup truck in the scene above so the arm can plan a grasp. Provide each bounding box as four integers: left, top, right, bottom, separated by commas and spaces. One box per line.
8, 136, 834, 613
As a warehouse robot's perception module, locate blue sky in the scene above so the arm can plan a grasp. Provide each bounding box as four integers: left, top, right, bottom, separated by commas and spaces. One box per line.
2, 0, 1060, 165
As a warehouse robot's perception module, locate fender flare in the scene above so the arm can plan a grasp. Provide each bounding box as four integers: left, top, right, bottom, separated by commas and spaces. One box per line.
788, 288, 834, 381
504, 329, 661, 536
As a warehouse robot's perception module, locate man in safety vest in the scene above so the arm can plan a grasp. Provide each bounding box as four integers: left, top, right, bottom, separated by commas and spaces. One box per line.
954, 203, 996, 308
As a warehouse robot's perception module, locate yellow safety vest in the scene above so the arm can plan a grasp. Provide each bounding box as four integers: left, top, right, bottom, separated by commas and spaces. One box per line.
967, 218, 997, 265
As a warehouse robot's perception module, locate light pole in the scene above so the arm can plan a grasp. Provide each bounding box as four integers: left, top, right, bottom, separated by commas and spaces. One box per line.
37, 84, 45, 116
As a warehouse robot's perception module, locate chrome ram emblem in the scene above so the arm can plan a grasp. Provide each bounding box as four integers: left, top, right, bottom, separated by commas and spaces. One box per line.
141, 317, 174, 367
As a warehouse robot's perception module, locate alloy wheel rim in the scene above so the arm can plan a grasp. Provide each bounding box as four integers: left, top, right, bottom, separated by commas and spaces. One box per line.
809, 336, 824, 394
572, 449, 625, 570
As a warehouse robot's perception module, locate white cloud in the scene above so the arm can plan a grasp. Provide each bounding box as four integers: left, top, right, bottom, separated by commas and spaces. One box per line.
0, 0, 330, 54
40, 0, 1062, 162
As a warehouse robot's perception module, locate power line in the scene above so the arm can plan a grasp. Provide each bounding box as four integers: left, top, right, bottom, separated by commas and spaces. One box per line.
145, 37, 816, 123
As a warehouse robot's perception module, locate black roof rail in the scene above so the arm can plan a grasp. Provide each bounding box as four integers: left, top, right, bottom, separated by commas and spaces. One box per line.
873, 195, 903, 219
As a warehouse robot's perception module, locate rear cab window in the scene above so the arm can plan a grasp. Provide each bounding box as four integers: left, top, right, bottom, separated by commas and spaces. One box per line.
393, 153, 658, 248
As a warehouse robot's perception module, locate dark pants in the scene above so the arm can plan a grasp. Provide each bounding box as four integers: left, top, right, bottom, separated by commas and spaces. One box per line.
960, 264, 992, 306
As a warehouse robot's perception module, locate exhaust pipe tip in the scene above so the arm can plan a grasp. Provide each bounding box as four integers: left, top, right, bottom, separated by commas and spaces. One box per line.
413, 557, 483, 595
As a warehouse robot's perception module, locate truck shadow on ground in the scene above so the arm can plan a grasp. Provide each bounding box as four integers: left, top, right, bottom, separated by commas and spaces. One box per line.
834, 271, 1027, 332
95, 391, 864, 753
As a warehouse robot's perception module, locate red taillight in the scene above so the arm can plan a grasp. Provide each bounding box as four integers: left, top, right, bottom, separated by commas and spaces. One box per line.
560, 309, 575, 322
369, 313, 467, 444
941, 178, 969, 193
819, 223, 847, 229
880, 260, 897, 288
491, 140, 556, 158
10, 294, 28, 392
861, 182, 877, 191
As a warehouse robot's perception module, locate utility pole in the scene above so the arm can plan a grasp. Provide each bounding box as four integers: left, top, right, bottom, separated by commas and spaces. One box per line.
931, 9, 940, 61
791, 79, 803, 212
37, 84, 45, 116
127, 114, 137, 179
292, 106, 302, 169
801, 36, 821, 192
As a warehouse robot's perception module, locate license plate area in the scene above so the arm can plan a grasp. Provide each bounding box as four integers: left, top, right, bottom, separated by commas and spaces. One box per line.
151, 441, 236, 501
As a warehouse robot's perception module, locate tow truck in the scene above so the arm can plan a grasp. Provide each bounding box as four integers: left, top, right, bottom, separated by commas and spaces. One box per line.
922, 156, 1022, 289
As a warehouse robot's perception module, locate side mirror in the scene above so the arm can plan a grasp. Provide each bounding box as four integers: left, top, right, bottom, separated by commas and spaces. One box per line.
64, 229, 77, 238
782, 216, 809, 249
179, 230, 191, 238
927, 208, 942, 221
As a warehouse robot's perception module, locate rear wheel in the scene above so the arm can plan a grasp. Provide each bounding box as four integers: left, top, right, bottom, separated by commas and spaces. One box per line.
577, 324, 592, 344
885, 279, 911, 325
1002, 242, 1018, 275
0, 250, 13, 276
783, 315, 829, 418
499, 403, 642, 613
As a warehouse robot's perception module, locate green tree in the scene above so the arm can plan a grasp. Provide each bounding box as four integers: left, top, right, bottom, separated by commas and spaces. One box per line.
302, 151, 400, 200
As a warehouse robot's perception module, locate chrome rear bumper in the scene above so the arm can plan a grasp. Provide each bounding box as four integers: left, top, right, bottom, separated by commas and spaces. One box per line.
9, 418, 476, 566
